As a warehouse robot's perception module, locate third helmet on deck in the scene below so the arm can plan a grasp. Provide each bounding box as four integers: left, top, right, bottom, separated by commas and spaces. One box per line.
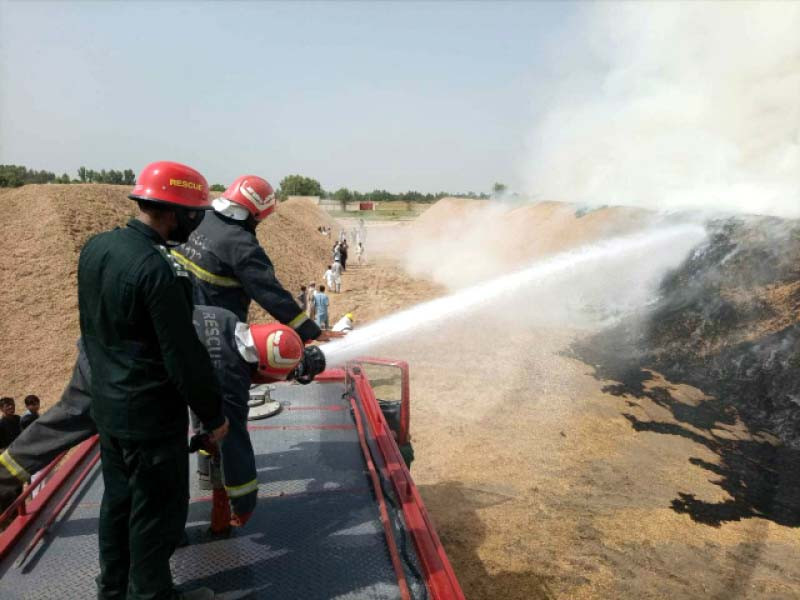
250, 323, 304, 383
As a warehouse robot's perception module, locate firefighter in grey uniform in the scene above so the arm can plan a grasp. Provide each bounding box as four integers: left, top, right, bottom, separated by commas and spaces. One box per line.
172, 175, 322, 343
192, 304, 325, 524
0, 313, 325, 528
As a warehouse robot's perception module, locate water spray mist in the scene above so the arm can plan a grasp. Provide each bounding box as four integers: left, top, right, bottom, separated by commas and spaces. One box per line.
321, 224, 707, 367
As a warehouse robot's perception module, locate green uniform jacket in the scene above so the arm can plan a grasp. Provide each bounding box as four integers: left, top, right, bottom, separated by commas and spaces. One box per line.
78, 219, 224, 440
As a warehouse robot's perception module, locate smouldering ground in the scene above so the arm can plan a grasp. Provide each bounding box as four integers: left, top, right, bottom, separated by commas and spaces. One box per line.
334, 220, 800, 600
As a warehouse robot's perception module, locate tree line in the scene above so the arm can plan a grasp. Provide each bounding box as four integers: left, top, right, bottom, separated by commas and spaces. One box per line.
0, 164, 138, 188
76, 167, 136, 185
277, 174, 492, 203
1, 165, 504, 202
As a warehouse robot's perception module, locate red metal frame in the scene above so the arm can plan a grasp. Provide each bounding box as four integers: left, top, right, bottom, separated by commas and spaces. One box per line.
350, 396, 412, 600
0, 365, 464, 599
0, 452, 66, 526
16, 450, 101, 567
348, 360, 465, 600
0, 435, 99, 562
351, 357, 411, 445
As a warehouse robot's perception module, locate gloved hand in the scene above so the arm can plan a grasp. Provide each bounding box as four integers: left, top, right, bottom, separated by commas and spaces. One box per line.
290, 345, 326, 384
188, 432, 218, 456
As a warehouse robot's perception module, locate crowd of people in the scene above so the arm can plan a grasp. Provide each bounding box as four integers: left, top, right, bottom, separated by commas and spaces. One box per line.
0, 395, 40, 449
298, 223, 366, 331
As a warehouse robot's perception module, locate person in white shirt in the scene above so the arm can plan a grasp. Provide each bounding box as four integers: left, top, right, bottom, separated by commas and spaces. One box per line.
324, 265, 335, 292
331, 260, 343, 293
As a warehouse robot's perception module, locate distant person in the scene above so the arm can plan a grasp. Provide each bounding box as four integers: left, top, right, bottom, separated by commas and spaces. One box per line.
358, 218, 367, 246
332, 313, 354, 333
324, 265, 335, 292
306, 282, 317, 321
333, 242, 342, 265
20, 395, 40, 430
331, 260, 343, 293
356, 242, 365, 265
340, 240, 349, 271
297, 285, 307, 312
0, 397, 21, 449
313, 285, 330, 330
0, 397, 22, 511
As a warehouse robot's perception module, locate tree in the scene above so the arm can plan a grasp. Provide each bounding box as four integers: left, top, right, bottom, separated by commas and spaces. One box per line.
210, 183, 226, 192
123, 169, 136, 185
59, 173, 71, 184
492, 182, 507, 195
333, 188, 353, 211
277, 174, 323, 200
0, 165, 58, 187
78, 166, 87, 182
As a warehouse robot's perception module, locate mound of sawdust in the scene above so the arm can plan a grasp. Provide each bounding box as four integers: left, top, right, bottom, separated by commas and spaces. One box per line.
0, 184, 339, 408
413, 196, 491, 234
390, 197, 651, 289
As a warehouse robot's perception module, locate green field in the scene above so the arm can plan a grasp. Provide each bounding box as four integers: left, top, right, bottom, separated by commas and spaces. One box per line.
325, 209, 423, 220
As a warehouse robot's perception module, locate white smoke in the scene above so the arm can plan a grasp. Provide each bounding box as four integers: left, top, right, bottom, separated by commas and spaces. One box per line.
525, 2, 800, 218
323, 224, 707, 366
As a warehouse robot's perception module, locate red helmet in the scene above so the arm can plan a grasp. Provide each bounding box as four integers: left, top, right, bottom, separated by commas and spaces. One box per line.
250, 323, 304, 383
222, 175, 276, 221
129, 161, 212, 210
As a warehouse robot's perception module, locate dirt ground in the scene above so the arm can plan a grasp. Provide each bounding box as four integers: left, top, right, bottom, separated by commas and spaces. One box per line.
0, 185, 341, 405
335, 217, 800, 600
2, 186, 797, 598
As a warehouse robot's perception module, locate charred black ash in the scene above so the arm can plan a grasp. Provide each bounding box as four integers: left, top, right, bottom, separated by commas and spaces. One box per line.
572, 216, 800, 526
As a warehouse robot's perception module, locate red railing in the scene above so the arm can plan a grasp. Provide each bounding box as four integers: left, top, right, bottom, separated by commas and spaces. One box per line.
348, 360, 465, 600
350, 357, 411, 445
0, 435, 99, 563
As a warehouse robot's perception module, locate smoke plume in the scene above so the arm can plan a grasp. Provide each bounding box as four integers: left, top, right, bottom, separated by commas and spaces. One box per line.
525, 2, 800, 218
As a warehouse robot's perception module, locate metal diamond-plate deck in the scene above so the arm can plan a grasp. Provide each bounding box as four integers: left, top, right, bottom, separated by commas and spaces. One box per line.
0, 380, 423, 600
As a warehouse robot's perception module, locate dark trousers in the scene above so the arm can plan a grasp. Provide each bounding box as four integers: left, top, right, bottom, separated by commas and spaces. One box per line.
192, 393, 257, 517
96, 432, 188, 600
220, 399, 257, 516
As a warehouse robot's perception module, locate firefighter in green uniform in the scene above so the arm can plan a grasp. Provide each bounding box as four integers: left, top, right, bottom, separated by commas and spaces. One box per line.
78, 161, 229, 600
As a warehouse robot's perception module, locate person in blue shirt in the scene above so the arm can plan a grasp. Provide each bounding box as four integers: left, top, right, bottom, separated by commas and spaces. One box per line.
313, 285, 330, 330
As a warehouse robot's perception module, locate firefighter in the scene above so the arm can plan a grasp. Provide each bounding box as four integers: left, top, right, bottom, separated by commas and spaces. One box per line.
193, 305, 325, 527
78, 161, 229, 600
0, 315, 326, 533
171, 175, 323, 342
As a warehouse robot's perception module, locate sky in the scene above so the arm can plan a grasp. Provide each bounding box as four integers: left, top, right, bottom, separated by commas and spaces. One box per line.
1, 1, 797, 216
0, 0, 577, 194
523, 2, 800, 218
